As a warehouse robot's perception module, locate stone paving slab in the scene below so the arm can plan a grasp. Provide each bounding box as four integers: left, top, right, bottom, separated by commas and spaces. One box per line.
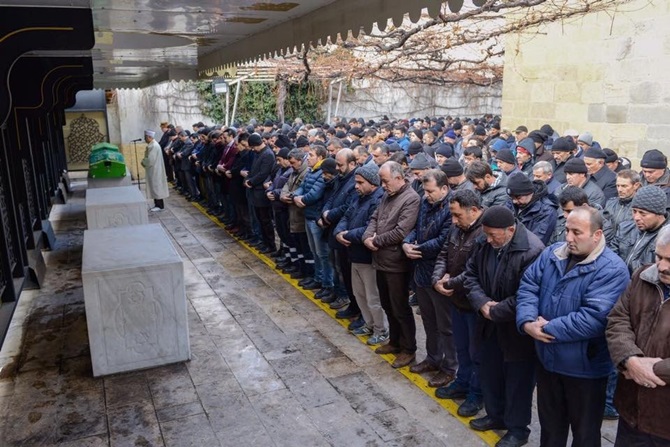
0, 185, 619, 446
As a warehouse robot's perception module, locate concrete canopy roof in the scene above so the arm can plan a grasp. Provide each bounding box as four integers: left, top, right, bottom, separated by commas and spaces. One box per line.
4, 0, 481, 89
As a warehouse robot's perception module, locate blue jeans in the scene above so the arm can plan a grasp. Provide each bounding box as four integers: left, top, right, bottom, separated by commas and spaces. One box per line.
305, 219, 333, 288
452, 307, 482, 400
605, 369, 618, 414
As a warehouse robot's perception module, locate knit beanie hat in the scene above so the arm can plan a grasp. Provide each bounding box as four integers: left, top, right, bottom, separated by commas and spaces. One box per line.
551, 137, 577, 152
321, 158, 338, 175
564, 158, 588, 174
276, 147, 291, 159
603, 148, 618, 163
506, 173, 534, 196
641, 149, 668, 169
578, 132, 593, 146
481, 205, 515, 228
248, 133, 263, 147
408, 141, 424, 156
490, 138, 508, 154
495, 148, 516, 165
441, 159, 464, 177
436, 144, 454, 158
388, 143, 402, 153
356, 163, 380, 186
528, 130, 548, 144
583, 147, 607, 159
295, 135, 309, 148
631, 186, 667, 216
410, 128, 423, 140
409, 153, 433, 170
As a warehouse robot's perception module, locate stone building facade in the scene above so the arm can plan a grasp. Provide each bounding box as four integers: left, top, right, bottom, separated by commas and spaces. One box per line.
501, 0, 668, 166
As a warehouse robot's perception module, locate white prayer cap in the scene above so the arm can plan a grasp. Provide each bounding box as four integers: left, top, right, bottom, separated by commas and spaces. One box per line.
144, 130, 156, 138
563, 129, 579, 137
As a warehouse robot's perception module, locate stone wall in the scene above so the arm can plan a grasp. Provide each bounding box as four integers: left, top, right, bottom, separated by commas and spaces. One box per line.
331, 79, 502, 121
107, 81, 210, 180
501, 0, 668, 166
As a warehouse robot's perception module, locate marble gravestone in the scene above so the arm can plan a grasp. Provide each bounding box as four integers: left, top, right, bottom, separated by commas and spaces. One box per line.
88, 167, 133, 189
82, 224, 190, 377
86, 186, 148, 230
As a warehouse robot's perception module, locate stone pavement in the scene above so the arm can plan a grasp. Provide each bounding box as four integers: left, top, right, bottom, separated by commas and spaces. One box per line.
0, 179, 618, 446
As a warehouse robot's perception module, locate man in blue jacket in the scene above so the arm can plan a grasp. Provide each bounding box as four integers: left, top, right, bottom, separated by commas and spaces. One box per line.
402, 169, 455, 388
334, 163, 387, 344
294, 145, 332, 291
516, 206, 630, 447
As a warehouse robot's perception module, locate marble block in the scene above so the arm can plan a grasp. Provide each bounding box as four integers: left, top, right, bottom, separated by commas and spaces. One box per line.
82, 224, 190, 377
88, 167, 133, 188
86, 186, 148, 230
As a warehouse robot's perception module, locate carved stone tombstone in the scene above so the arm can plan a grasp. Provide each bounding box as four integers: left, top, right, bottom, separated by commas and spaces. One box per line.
82, 223, 189, 376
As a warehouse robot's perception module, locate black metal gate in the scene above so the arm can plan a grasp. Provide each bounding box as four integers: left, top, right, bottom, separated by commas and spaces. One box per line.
0, 7, 94, 347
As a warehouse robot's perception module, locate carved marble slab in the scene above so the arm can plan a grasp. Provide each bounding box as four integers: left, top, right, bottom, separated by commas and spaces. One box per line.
86, 186, 148, 230
82, 223, 189, 376
87, 167, 133, 189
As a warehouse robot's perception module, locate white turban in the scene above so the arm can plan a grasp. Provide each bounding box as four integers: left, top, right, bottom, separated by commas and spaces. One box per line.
144, 130, 156, 138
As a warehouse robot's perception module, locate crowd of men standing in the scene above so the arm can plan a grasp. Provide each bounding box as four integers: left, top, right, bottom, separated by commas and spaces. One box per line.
154, 116, 670, 447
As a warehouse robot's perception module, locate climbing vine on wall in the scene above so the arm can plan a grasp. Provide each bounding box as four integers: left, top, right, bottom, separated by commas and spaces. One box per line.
196, 80, 326, 125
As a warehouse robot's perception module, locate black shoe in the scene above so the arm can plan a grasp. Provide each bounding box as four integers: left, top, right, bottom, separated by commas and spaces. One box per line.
275, 260, 292, 270
495, 433, 528, 447
248, 240, 264, 248
335, 306, 361, 319
298, 277, 314, 287
469, 416, 506, 432
435, 382, 469, 400
457, 396, 484, 417
300, 279, 321, 290
289, 270, 306, 280
258, 245, 274, 254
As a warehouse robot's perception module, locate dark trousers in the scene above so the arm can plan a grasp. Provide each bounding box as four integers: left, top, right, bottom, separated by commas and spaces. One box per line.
615, 418, 670, 447
336, 249, 359, 313
154, 199, 164, 209
376, 270, 416, 354
274, 209, 293, 249
480, 330, 535, 439
292, 231, 314, 276
163, 149, 174, 181
451, 308, 482, 399
416, 286, 457, 374
537, 366, 607, 447
234, 200, 251, 235
254, 206, 276, 250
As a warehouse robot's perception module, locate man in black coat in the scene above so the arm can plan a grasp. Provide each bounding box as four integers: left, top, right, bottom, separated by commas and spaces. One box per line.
462, 206, 545, 447
244, 133, 276, 253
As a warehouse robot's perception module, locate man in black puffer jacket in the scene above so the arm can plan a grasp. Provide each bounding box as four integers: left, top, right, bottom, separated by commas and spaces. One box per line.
446, 206, 544, 447
506, 173, 558, 245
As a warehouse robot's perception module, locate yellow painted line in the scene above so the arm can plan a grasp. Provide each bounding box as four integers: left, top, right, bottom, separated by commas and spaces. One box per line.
191, 200, 500, 446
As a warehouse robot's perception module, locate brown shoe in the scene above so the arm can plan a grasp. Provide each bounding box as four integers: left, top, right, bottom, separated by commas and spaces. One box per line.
428, 371, 455, 388
375, 344, 401, 355
392, 352, 416, 369
409, 359, 439, 374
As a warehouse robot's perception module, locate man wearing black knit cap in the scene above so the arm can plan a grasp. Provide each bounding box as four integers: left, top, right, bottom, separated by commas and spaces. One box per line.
613, 185, 669, 274
441, 159, 476, 192
583, 147, 617, 200
561, 158, 606, 207
496, 148, 521, 176
550, 136, 578, 184
459, 206, 545, 447
639, 149, 670, 206
507, 173, 558, 245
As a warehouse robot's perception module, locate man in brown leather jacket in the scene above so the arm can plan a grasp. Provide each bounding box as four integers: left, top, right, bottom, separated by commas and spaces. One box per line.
363, 161, 421, 369
607, 225, 670, 445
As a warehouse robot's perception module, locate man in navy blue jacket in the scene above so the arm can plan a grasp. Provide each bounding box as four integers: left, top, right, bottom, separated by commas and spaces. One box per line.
334, 163, 387, 344
402, 169, 455, 388
517, 206, 630, 447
